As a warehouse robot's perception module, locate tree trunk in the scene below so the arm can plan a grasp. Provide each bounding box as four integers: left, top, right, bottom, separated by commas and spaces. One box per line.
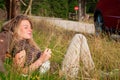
78, 0, 86, 21
5, 0, 21, 20
5, 0, 11, 20
12, 0, 21, 18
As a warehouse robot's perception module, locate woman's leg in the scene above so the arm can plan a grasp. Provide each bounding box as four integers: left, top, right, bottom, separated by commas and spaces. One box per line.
62, 34, 95, 78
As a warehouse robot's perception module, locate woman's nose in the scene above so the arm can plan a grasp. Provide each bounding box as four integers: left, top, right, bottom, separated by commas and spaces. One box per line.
29, 28, 32, 32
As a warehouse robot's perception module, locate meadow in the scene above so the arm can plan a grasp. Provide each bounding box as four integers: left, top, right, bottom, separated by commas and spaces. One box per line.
0, 18, 120, 80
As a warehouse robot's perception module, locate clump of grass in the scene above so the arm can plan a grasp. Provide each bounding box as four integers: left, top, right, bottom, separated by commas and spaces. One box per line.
86, 34, 120, 79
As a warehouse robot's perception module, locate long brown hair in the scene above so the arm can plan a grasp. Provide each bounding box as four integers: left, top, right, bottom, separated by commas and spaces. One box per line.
2, 15, 40, 52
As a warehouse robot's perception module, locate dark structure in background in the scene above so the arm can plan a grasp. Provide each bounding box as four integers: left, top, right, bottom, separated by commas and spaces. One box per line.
5, 0, 21, 20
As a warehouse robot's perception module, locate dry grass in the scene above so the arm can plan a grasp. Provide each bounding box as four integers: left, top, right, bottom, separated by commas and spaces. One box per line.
31, 18, 120, 80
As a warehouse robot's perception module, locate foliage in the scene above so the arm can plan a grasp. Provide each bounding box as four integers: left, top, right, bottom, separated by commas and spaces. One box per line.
21, 0, 68, 18
68, 0, 78, 13
86, 0, 98, 13
32, 0, 52, 16
48, 0, 68, 18
86, 2, 96, 13
0, 0, 98, 19
0, 0, 5, 9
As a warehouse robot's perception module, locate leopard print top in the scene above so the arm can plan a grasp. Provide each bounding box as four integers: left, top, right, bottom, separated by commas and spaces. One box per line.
11, 40, 41, 66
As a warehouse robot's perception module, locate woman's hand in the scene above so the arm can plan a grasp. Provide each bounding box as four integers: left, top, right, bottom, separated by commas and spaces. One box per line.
22, 48, 52, 74
39, 48, 52, 63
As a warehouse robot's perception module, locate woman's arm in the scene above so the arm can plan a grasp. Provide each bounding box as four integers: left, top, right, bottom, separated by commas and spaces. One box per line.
22, 48, 51, 74
14, 48, 51, 74
13, 50, 26, 68
21, 57, 43, 74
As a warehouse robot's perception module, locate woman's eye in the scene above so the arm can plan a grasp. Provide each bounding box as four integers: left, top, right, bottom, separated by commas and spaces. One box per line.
25, 27, 28, 29
24, 25, 28, 29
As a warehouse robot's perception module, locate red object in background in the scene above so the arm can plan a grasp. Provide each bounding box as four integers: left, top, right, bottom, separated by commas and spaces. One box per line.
94, 0, 120, 33
74, 6, 79, 11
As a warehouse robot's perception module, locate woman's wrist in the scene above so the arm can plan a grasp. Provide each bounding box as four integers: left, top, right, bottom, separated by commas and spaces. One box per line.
28, 58, 43, 73
34, 58, 43, 67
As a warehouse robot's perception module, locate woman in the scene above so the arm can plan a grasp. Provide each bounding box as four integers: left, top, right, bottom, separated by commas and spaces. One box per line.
1, 15, 51, 74
2, 15, 95, 79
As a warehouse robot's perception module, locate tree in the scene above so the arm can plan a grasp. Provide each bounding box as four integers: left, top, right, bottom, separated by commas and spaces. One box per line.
78, 0, 86, 21
5, 0, 21, 20
24, 0, 32, 15
78, 0, 98, 21
68, 0, 86, 21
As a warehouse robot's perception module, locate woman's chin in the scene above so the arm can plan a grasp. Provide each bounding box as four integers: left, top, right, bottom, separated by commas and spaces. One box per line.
27, 37, 32, 39
24, 36, 32, 39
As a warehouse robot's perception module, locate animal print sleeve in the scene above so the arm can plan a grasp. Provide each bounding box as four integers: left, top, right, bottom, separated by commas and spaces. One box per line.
11, 40, 26, 57
24, 43, 41, 66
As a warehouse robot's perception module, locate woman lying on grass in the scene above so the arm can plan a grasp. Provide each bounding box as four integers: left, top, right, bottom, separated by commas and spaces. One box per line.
1, 15, 51, 75
1, 15, 95, 79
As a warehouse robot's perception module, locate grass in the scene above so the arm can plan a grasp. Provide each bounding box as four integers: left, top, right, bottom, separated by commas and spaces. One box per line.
0, 18, 120, 80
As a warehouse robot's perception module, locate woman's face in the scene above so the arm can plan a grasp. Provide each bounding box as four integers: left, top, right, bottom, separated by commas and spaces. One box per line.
17, 20, 32, 40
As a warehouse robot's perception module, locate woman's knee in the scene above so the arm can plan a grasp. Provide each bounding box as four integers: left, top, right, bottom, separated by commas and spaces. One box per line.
73, 34, 86, 41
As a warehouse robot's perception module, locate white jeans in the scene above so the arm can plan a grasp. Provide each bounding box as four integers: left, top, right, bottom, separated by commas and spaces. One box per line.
62, 34, 95, 78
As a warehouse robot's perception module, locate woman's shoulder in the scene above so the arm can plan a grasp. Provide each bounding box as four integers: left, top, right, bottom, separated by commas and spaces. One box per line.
12, 40, 27, 55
